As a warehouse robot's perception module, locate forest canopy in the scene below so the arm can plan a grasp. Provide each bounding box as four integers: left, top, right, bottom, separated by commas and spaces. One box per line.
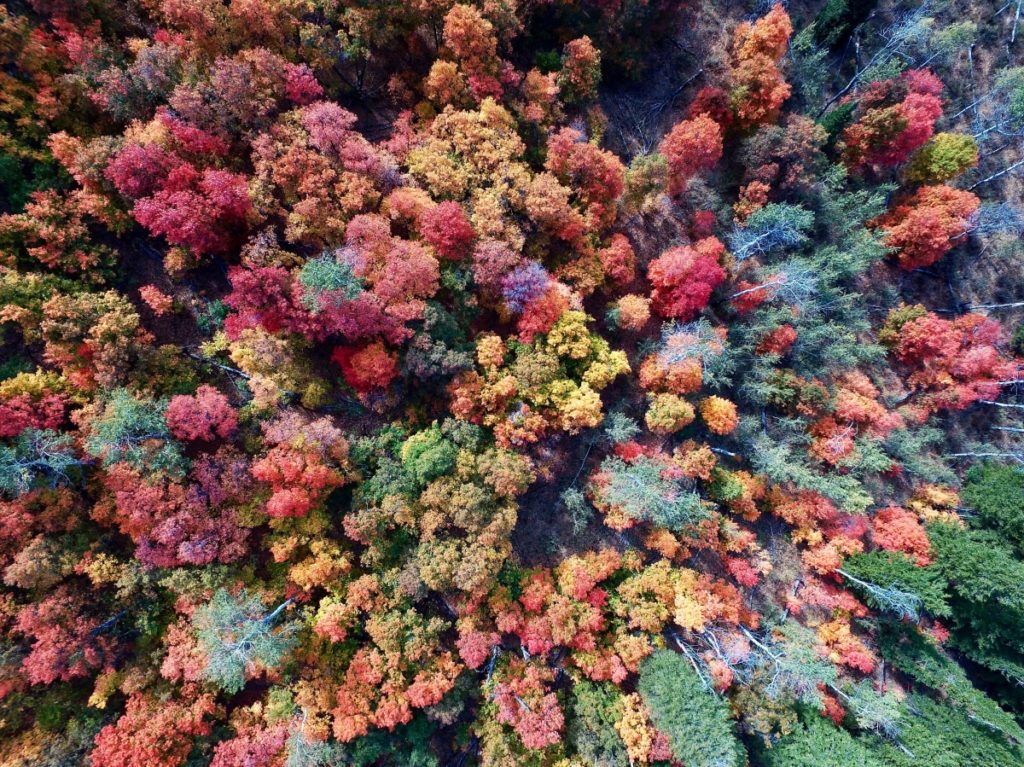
1, 0, 1024, 765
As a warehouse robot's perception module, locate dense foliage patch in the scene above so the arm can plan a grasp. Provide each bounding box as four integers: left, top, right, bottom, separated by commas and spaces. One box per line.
1, 0, 1024, 765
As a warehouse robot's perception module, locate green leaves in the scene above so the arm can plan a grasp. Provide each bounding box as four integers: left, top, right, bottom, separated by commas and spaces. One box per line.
597, 455, 710, 531
83, 389, 187, 477
0, 428, 82, 497
638, 650, 746, 767
841, 551, 950, 619
193, 588, 297, 695
963, 463, 1024, 555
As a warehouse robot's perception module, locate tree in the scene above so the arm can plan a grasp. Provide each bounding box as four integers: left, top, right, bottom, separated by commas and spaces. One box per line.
700, 396, 739, 435
418, 201, 474, 260
876, 185, 979, 270
132, 166, 250, 256
645, 393, 695, 434
558, 36, 601, 104
90, 694, 216, 767
165, 385, 238, 442
840, 70, 944, 169
0, 429, 81, 497
841, 551, 949, 619
638, 649, 746, 767
83, 389, 187, 477
491, 657, 564, 750
567, 680, 629, 767
905, 133, 979, 184
729, 4, 794, 129
332, 342, 400, 395
727, 203, 814, 262
648, 237, 726, 320
962, 463, 1024, 554
758, 713, 882, 767
659, 114, 723, 196
14, 586, 119, 685
589, 453, 709, 532
193, 589, 297, 694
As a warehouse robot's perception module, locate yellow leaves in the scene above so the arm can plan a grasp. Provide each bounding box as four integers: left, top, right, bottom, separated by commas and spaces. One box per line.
78, 552, 127, 587
552, 380, 603, 433
583, 349, 630, 390
544, 310, 593, 360
673, 592, 706, 632
645, 393, 695, 434
89, 669, 122, 709
0, 369, 70, 400
288, 539, 352, 592
407, 99, 525, 199
906, 484, 963, 525
615, 560, 705, 634
476, 333, 507, 369
615, 693, 657, 765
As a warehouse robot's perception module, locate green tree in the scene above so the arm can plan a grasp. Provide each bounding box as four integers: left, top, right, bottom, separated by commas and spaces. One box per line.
962, 463, 1024, 555
83, 389, 187, 477
193, 589, 297, 695
841, 551, 950, 620
638, 649, 746, 767
758, 713, 881, 767
566, 680, 629, 767
0, 429, 82, 497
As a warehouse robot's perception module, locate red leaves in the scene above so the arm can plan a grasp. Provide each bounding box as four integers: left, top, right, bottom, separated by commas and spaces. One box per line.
872, 506, 931, 566
647, 236, 726, 320
755, 324, 797, 355
165, 385, 237, 443
252, 414, 351, 519
492, 658, 564, 750
90, 694, 216, 767
876, 184, 979, 270
0, 393, 66, 438
253, 447, 346, 518
659, 114, 723, 196
841, 69, 944, 169
133, 166, 249, 255
332, 341, 399, 394
418, 201, 475, 260
98, 457, 251, 568
884, 307, 1013, 415
14, 587, 115, 685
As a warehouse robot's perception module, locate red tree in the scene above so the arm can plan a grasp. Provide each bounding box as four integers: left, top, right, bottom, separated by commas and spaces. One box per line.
90, 694, 216, 767
647, 237, 727, 320
165, 385, 238, 442
419, 201, 475, 260
877, 184, 979, 270
659, 114, 723, 196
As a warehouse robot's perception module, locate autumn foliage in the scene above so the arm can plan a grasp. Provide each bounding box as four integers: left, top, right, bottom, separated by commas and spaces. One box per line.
1, 2, 1022, 766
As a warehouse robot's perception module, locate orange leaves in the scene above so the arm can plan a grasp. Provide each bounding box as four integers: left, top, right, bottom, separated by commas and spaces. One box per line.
872, 506, 931, 566
876, 184, 979, 270
699, 396, 738, 435
729, 4, 793, 129
659, 113, 723, 196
